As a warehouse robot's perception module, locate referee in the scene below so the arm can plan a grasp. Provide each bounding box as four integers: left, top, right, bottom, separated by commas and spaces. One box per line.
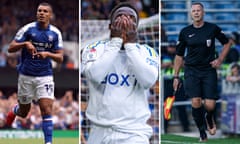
173, 2, 231, 142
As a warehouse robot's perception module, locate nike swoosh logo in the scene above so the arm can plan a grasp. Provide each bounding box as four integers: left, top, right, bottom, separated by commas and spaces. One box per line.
188, 34, 195, 37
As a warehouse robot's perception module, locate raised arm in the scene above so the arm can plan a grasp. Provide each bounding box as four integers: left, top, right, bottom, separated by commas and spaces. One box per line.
82, 38, 122, 83
125, 44, 159, 89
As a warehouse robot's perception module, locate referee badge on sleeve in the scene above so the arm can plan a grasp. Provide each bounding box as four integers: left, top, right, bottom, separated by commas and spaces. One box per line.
206, 39, 211, 47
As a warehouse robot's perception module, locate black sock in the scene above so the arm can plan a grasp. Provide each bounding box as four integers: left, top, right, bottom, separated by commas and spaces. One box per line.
206, 109, 215, 129
192, 105, 205, 132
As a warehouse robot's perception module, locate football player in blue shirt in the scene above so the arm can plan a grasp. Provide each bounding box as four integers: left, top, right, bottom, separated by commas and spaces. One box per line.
6, 2, 63, 144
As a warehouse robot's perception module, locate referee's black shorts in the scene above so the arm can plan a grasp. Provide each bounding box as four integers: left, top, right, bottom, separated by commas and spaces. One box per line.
184, 66, 219, 100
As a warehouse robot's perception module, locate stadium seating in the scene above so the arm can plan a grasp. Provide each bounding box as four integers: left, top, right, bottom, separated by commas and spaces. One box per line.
215, 13, 235, 21
167, 35, 178, 42
214, 2, 235, 9
164, 1, 186, 9
165, 13, 187, 21
164, 24, 185, 32
162, 0, 240, 48
219, 24, 238, 33
204, 13, 214, 21
199, 1, 212, 9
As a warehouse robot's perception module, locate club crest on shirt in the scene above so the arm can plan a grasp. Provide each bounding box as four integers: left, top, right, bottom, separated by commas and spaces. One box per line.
31, 33, 36, 37
206, 39, 211, 47
48, 35, 54, 41
87, 48, 97, 60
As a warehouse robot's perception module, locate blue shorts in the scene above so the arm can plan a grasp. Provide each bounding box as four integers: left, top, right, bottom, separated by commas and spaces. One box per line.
184, 66, 218, 100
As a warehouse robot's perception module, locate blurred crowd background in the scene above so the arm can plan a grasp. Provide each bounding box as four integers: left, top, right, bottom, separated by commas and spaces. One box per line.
0, 89, 79, 130
0, 0, 78, 69
0, 0, 79, 130
81, 0, 158, 19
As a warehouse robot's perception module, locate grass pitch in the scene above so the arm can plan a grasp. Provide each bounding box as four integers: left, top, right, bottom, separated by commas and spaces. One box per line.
161, 134, 240, 144
0, 138, 78, 144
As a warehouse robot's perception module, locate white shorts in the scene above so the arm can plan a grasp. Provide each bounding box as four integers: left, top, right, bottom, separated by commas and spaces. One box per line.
17, 74, 55, 104
87, 125, 150, 144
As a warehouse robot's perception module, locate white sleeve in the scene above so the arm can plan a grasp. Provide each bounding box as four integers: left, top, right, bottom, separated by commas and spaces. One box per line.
82, 38, 123, 83
124, 43, 159, 89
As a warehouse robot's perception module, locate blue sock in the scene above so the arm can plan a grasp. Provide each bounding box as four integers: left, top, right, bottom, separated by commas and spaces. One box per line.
42, 115, 53, 144
13, 105, 19, 115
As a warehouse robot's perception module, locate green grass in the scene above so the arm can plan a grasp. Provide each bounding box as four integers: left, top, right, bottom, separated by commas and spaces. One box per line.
161, 134, 240, 144
0, 138, 78, 144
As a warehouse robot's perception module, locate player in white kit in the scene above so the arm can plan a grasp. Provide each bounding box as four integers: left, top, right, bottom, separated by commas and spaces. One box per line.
81, 2, 159, 144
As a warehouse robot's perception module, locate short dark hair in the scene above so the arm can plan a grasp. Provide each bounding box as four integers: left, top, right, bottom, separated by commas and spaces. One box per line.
109, 2, 139, 24
192, 2, 204, 9
38, 2, 53, 12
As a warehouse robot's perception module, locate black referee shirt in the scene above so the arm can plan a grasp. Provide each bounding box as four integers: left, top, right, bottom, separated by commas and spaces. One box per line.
176, 22, 229, 68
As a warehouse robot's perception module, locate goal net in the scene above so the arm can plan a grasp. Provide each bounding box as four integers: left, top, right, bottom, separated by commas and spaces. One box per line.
81, 14, 159, 144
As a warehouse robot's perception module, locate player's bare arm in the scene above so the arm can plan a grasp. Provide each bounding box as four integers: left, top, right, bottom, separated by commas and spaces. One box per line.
173, 55, 183, 91
210, 40, 231, 68
36, 49, 64, 63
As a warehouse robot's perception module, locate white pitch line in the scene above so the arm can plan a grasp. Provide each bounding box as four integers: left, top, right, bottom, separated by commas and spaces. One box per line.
161, 140, 206, 144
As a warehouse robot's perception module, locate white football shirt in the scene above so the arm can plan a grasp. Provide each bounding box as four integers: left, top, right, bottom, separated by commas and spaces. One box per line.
81, 37, 159, 135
